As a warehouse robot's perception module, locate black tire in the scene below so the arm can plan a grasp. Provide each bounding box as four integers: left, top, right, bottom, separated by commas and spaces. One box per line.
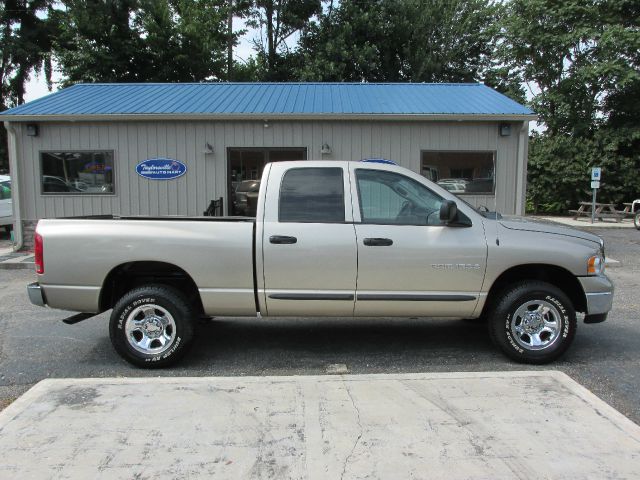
488, 281, 576, 364
634, 212, 640, 230
109, 284, 195, 368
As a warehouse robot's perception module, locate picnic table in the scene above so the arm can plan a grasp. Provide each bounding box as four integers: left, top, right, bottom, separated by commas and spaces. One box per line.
569, 202, 624, 222
622, 202, 640, 218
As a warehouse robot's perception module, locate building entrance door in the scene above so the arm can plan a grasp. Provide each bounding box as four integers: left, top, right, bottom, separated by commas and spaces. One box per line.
228, 148, 307, 216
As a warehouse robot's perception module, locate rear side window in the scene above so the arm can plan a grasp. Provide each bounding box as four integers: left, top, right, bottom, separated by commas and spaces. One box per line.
279, 168, 345, 223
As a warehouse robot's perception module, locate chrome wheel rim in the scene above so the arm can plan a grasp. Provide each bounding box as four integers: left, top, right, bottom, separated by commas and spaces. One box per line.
125, 304, 176, 355
511, 300, 561, 351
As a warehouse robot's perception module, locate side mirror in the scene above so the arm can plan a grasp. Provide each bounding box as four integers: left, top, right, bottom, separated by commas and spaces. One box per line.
439, 200, 458, 224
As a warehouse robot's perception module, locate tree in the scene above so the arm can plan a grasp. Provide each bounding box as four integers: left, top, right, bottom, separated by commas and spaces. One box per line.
55, 0, 236, 84
135, 0, 232, 81
295, 0, 517, 95
53, 0, 148, 84
247, 0, 322, 80
1, 0, 57, 170
502, 0, 640, 212
500, 0, 640, 136
1, 0, 56, 107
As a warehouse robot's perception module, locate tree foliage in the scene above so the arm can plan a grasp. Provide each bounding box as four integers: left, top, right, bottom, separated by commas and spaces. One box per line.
55, 0, 235, 84
295, 0, 513, 87
1, 0, 56, 108
507, 0, 640, 212
501, 0, 640, 137
246, 0, 322, 80
0, 0, 57, 169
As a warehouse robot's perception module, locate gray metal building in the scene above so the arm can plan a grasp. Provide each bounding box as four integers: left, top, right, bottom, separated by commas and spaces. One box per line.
1, 83, 535, 249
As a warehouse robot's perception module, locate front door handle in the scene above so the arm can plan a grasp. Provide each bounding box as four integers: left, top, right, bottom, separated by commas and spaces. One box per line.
363, 237, 393, 246
270, 235, 297, 244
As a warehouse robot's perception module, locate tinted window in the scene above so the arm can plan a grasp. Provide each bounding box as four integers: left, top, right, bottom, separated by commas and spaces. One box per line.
356, 169, 443, 225
279, 168, 344, 223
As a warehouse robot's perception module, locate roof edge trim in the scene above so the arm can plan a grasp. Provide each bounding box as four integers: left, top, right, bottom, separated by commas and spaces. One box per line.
2, 113, 538, 123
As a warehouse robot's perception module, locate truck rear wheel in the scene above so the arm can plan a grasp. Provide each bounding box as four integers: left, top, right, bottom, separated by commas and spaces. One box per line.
109, 285, 195, 368
488, 281, 576, 364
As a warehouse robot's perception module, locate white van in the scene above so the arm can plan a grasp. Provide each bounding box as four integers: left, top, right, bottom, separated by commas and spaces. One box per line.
0, 175, 12, 232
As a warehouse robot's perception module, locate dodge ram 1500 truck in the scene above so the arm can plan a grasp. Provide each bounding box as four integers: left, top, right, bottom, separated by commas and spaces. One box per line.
27, 160, 614, 368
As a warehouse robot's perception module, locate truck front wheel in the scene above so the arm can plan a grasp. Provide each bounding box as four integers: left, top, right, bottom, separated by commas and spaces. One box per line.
109, 285, 195, 368
488, 281, 576, 364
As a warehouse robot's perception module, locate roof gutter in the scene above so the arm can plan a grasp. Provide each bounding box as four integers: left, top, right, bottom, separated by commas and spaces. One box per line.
0, 113, 538, 123
3, 121, 22, 251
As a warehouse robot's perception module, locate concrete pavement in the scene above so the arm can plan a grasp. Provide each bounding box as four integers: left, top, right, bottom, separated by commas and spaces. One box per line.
1, 371, 639, 479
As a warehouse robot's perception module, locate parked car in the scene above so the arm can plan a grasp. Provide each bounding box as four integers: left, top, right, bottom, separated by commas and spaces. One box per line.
0, 175, 12, 232
437, 178, 469, 194
28, 161, 613, 368
232, 179, 261, 216
42, 175, 82, 193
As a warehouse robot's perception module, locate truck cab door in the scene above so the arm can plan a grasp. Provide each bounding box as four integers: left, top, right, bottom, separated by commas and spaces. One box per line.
350, 165, 487, 317
258, 163, 357, 316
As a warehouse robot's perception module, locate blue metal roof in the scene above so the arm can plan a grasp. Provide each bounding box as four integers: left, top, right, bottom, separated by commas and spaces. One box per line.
1, 82, 534, 118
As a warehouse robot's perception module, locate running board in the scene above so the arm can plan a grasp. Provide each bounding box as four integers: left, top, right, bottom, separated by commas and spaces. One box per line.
62, 313, 95, 325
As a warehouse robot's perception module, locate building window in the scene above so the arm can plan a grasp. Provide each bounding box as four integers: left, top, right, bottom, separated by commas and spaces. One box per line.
40, 151, 115, 194
421, 151, 495, 195
279, 167, 345, 223
228, 147, 307, 215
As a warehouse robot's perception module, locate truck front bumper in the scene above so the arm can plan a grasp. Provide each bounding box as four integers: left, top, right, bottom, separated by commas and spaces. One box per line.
579, 275, 614, 318
27, 282, 46, 307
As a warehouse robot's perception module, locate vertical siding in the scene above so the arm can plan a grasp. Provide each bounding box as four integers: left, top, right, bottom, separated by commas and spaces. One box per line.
13, 119, 527, 222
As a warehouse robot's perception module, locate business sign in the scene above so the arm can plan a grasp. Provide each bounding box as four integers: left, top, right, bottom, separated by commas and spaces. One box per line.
136, 158, 187, 180
591, 167, 601, 181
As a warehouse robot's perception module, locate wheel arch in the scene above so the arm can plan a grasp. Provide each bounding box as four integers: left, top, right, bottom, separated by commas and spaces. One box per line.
483, 264, 587, 315
99, 261, 204, 314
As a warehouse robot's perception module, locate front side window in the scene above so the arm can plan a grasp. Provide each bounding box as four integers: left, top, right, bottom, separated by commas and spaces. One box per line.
40, 151, 115, 194
279, 168, 345, 223
422, 151, 495, 194
356, 169, 443, 226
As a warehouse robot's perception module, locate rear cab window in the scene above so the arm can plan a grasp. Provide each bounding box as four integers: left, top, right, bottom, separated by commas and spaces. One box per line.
279, 168, 345, 223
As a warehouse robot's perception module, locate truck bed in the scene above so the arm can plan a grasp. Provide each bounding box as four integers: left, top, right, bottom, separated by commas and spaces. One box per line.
36, 216, 257, 315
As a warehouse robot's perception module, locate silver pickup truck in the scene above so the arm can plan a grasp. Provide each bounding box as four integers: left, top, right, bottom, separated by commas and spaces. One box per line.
28, 160, 613, 368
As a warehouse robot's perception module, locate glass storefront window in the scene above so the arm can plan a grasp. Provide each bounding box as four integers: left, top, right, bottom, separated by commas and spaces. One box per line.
228, 148, 307, 216
40, 151, 115, 194
421, 151, 495, 195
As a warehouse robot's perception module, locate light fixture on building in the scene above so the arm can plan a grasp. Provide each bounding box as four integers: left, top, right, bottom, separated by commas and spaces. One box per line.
26, 124, 39, 136
203, 142, 214, 155
263, 119, 270, 128
320, 143, 332, 155
499, 123, 511, 136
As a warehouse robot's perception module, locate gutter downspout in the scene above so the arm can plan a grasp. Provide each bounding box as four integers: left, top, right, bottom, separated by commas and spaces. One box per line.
514, 121, 529, 216
4, 121, 23, 251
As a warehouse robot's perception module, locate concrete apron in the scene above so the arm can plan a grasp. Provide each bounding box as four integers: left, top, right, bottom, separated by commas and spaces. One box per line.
1, 372, 639, 479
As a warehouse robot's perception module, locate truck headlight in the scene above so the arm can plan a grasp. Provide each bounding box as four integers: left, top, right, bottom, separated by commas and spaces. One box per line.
587, 253, 605, 275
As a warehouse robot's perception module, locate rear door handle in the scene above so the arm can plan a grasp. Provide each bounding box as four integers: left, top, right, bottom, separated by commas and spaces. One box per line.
270, 235, 297, 244
363, 237, 393, 246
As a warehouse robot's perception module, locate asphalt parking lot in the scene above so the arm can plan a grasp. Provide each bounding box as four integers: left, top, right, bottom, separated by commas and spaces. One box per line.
0, 227, 639, 425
